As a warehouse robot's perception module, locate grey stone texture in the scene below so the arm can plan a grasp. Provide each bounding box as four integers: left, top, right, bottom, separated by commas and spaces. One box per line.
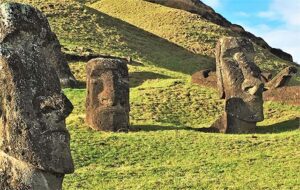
0, 3, 74, 189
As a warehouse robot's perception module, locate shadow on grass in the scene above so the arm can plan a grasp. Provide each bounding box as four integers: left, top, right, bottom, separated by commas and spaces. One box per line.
85, 6, 215, 75
130, 71, 171, 88
76, 81, 86, 89
131, 118, 299, 134
256, 117, 299, 134
130, 125, 194, 132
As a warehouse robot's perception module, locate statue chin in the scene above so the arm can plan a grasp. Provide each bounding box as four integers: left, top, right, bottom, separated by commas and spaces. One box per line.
40, 132, 74, 174
0, 151, 65, 190
225, 97, 264, 123
91, 107, 129, 132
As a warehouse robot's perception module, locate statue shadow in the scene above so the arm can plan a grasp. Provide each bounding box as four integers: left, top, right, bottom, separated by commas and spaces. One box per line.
76, 81, 86, 89
130, 71, 171, 88
196, 118, 299, 134
256, 118, 299, 134
130, 125, 194, 132
83, 6, 215, 75
130, 118, 299, 134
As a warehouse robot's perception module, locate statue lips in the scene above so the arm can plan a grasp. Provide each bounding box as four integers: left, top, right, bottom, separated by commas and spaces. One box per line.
226, 97, 264, 122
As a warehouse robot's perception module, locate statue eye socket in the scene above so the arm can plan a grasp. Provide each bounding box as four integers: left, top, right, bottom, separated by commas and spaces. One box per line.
243, 86, 253, 92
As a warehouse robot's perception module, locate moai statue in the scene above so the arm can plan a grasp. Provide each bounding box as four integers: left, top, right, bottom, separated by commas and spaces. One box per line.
265, 66, 298, 89
86, 58, 130, 132
210, 37, 264, 133
0, 2, 77, 88
0, 3, 74, 189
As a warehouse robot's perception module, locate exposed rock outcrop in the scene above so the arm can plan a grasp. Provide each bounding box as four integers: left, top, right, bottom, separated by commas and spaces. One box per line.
86, 58, 130, 132
146, 0, 293, 62
209, 37, 264, 133
0, 2, 74, 189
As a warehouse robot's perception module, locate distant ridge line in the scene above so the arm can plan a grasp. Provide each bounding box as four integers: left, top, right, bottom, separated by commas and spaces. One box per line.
145, 0, 293, 62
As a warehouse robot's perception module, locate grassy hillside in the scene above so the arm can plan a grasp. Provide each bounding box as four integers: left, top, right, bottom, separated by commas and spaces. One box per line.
90, 0, 298, 74
6, 0, 214, 76
2, 0, 300, 189
63, 86, 300, 189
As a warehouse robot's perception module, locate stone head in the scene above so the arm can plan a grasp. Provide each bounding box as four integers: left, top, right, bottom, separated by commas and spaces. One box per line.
0, 3, 74, 174
86, 58, 129, 131
0, 2, 76, 88
216, 37, 264, 122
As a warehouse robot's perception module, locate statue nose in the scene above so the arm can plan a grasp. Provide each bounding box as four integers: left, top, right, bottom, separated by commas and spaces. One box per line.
243, 83, 264, 95
100, 86, 118, 106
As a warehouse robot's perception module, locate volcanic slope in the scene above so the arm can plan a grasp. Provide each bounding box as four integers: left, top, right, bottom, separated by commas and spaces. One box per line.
1, 0, 300, 189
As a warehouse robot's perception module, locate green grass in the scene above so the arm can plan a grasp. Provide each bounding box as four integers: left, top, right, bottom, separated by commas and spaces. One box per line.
64, 86, 300, 190
64, 129, 300, 189
2, 0, 300, 189
62, 74, 300, 189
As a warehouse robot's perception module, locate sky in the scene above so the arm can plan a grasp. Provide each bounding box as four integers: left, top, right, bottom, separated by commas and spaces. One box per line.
201, 0, 300, 63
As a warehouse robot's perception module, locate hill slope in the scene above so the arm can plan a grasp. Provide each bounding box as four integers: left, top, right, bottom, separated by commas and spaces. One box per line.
145, 0, 293, 62
1, 0, 300, 189
90, 0, 299, 74
4, 0, 299, 76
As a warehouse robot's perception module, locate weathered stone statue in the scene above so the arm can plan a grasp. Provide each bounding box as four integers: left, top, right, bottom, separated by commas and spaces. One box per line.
210, 37, 264, 133
265, 66, 298, 89
0, 2, 77, 88
86, 58, 130, 132
262, 66, 298, 105
0, 3, 74, 189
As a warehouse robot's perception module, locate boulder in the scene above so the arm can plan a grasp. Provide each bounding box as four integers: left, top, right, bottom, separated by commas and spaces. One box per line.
86, 58, 130, 132
0, 3, 74, 189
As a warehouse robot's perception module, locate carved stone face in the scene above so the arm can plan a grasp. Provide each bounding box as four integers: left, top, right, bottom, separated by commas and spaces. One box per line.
0, 3, 74, 174
0, 3, 77, 88
216, 37, 264, 122
86, 58, 129, 131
